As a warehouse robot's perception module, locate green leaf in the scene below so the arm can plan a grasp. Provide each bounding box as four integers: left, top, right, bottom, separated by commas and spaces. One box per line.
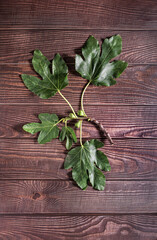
59, 126, 67, 141
21, 50, 68, 99
64, 139, 111, 190
66, 127, 77, 143
23, 113, 60, 144
66, 135, 73, 150
59, 126, 77, 150
75, 35, 128, 86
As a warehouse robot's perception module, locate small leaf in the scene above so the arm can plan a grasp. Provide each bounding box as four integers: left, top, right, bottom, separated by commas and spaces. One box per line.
66, 135, 73, 150
75, 35, 128, 86
59, 127, 67, 141
64, 139, 111, 190
75, 120, 82, 128
60, 126, 77, 150
21, 50, 68, 99
66, 127, 77, 143
23, 113, 60, 144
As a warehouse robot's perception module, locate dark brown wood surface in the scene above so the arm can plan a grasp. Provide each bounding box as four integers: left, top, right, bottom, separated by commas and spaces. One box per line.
0, 180, 156, 213
0, 64, 157, 104
0, 215, 156, 240
0, 30, 157, 63
0, 139, 156, 180
0, 105, 157, 138
0, 0, 156, 239
0, 0, 157, 30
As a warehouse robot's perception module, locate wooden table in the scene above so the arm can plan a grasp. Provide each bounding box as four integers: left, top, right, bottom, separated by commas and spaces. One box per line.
0, 0, 157, 239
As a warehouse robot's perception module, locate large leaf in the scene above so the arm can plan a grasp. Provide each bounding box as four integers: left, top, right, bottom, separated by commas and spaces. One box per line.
23, 113, 60, 144
21, 50, 68, 99
59, 126, 77, 150
75, 35, 128, 86
64, 139, 111, 190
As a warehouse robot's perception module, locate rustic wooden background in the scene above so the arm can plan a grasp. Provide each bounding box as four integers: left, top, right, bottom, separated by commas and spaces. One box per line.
0, 0, 157, 239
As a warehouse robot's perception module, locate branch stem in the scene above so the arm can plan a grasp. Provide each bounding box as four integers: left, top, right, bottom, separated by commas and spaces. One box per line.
56, 89, 113, 145
90, 118, 114, 145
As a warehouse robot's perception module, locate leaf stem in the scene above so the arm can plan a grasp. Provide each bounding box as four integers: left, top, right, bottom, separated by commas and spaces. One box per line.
80, 120, 83, 146
81, 81, 91, 116
58, 90, 77, 118
55, 118, 64, 126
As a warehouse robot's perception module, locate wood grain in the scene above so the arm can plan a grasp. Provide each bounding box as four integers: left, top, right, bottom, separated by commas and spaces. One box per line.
0, 30, 157, 63
0, 64, 157, 104
0, 139, 156, 180
0, 180, 156, 213
0, 104, 157, 139
0, 0, 157, 237
0, 0, 157, 30
0, 215, 157, 240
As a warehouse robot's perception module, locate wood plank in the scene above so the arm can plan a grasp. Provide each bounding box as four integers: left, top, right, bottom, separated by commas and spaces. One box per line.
0, 105, 156, 139
0, 0, 157, 30
0, 215, 156, 240
0, 139, 156, 180
0, 180, 156, 213
0, 30, 157, 63
1, 64, 157, 105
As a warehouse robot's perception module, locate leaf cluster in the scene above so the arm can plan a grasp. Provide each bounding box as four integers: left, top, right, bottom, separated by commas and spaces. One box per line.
21, 35, 127, 190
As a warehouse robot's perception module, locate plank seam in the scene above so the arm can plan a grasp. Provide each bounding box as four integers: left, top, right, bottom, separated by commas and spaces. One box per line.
0, 137, 157, 140
0, 213, 156, 217
0, 179, 156, 182
0, 27, 157, 31
0, 63, 157, 65
0, 103, 157, 106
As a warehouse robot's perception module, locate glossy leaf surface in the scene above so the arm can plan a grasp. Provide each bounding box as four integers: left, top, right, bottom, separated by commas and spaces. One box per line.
64, 139, 111, 190
75, 35, 128, 86
21, 50, 68, 99
59, 126, 77, 150
23, 113, 60, 144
